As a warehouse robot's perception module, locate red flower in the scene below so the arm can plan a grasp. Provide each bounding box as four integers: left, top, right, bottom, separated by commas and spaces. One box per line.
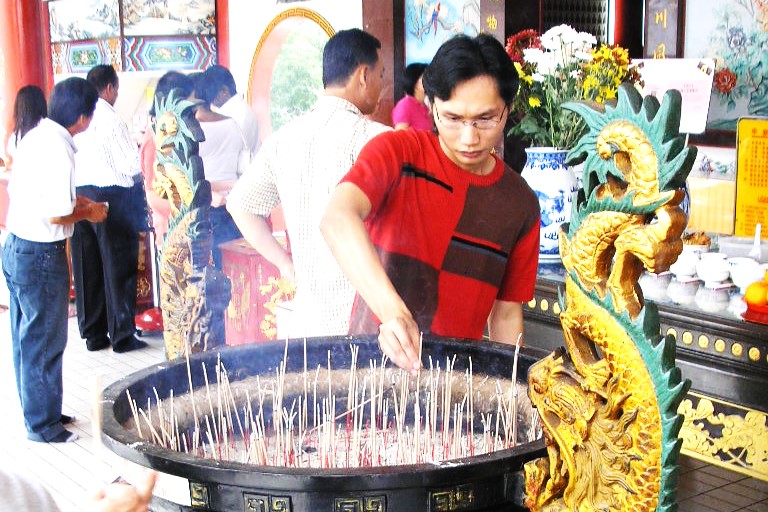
713, 68, 737, 94
505, 29, 541, 63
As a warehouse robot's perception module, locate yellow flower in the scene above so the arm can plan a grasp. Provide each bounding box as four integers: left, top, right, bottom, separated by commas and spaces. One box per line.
515, 62, 534, 85
506, 25, 640, 148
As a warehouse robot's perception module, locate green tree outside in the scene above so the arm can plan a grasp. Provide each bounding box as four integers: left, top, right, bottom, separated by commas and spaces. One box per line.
269, 27, 327, 131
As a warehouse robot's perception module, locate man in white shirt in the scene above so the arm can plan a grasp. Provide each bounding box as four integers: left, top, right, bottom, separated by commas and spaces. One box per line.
206, 64, 261, 167
2, 77, 107, 443
227, 29, 390, 337
72, 64, 149, 353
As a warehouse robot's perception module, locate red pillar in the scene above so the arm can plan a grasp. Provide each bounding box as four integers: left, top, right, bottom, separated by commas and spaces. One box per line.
0, 0, 52, 157
216, 0, 230, 67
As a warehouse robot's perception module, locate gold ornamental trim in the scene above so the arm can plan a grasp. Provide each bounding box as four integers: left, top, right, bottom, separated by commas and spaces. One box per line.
679, 391, 768, 482
246, 7, 335, 104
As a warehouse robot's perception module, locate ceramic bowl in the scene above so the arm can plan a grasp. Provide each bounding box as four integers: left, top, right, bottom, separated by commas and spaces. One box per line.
727, 257, 763, 292
696, 254, 730, 286
639, 271, 672, 301
666, 277, 699, 305
695, 285, 730, 313
670, 251, 699, 278
681, 244, 709, 256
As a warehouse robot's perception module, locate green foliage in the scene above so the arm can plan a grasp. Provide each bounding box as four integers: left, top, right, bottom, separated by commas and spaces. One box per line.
269, 28, 326, 131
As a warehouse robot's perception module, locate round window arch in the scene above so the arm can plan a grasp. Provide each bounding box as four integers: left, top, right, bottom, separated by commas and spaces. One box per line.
247, 8, 334, 140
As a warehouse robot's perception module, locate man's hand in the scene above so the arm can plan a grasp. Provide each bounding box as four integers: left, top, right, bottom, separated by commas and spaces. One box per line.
86, 201, 109, 223
378, 313, 422, 372
210, 190, 228, 207
87, 470, 157, 512
278, 259, 296, 283
73, 196, 109, 222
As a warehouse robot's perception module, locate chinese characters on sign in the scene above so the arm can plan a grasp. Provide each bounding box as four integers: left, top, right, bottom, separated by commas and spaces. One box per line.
735, 118, 768, 238
644, 0, 680, 58
480, 0, 504, 41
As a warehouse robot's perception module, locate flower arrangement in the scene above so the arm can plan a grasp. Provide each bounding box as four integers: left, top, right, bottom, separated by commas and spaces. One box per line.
506, 24, 642, 150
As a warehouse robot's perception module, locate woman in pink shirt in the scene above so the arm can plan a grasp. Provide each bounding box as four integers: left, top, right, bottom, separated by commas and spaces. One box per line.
391, 63, 432, 131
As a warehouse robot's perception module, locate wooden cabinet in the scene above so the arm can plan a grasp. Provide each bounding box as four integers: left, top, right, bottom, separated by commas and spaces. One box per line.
135, 231, 154, 314
219, 238, 282, 346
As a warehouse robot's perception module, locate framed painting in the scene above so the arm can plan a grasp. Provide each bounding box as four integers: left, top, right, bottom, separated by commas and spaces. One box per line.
48, 0, 120, 43
405, 0, 480, 65
684, 0, 768, 146
122, 0, 216, 37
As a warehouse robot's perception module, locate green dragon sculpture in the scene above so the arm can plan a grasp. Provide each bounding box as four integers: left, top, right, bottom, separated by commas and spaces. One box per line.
152, 90, 230, 360
524, 84, 695, 511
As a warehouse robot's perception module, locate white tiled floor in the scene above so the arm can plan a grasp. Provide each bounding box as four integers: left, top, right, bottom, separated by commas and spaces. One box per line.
0, 310, 166, 512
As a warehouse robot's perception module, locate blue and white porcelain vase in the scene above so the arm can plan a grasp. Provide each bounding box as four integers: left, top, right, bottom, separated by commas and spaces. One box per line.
521, 147, 579, 259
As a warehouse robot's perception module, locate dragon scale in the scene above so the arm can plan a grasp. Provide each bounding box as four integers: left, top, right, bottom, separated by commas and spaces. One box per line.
524, 85, 695, 511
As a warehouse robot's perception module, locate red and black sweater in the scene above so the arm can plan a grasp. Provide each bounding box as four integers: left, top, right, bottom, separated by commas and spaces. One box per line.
341, 129, 540, 340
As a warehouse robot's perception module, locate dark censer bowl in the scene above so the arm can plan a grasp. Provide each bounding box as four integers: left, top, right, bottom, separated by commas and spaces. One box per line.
101, 334, 547, 512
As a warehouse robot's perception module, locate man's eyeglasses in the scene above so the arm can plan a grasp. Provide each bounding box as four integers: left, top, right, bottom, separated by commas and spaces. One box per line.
434, 106, 507, 131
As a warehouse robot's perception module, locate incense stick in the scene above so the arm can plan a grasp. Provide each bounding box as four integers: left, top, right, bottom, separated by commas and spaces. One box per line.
129, 340, 529, 469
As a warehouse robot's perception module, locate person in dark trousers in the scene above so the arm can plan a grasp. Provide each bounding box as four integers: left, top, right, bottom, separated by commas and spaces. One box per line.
2, 77, 107, 442
71, 64, 149, 353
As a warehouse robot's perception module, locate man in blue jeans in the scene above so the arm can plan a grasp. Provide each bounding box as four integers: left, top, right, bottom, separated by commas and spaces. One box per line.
2, 77, 108, 443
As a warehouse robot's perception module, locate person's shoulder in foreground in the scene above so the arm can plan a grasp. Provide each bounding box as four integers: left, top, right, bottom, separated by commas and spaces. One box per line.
0, 466, 157, 512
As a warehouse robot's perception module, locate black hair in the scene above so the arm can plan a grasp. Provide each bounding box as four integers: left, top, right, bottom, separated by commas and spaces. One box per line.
422, 34, 519, 106
193, 74, 217, 107
402, 63, 428, 96
48, 77, 98, 128
150, 71, 194, 116
322, 29, 381, 88
204, 65, 237, 95
188, 72, 203, 95
12, 85, 47, 141
85, 64, 118, 93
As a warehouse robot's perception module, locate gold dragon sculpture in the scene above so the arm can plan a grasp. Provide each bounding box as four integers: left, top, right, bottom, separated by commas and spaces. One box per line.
524, 84, 695, 511
152, 90, 230, 360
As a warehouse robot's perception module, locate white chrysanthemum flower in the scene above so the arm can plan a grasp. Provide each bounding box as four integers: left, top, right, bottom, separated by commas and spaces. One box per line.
540, 36, 561, 51
559, 27, 582, 45
578, 31, 597, 46
531, 73, 547, 83
523, 47, 545, 63
574, 50, 594, 62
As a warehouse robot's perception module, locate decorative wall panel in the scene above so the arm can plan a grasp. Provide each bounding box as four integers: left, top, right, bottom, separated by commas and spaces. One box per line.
51, 38, 121, 74
48, 0, 217, 74
123, 36, 217, 71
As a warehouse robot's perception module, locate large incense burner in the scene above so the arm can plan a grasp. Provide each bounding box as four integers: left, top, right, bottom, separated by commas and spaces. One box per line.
102, 335, 547, 511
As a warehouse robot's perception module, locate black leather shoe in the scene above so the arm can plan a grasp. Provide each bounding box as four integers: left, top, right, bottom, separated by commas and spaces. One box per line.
86, 337, 110, 351
113, 336, 148, 353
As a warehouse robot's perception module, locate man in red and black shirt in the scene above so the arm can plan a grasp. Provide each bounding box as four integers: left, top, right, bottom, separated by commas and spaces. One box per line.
321, 34, 540, 371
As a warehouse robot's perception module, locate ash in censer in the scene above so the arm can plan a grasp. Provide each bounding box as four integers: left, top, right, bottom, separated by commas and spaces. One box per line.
123, 339, 541, 469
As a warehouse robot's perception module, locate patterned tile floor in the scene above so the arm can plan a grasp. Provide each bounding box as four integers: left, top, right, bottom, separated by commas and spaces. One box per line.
0, 312, 766, 511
